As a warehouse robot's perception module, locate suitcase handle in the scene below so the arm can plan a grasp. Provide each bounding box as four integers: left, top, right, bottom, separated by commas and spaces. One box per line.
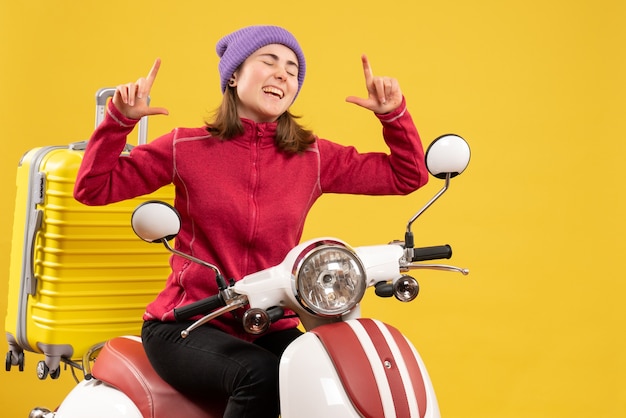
25, 208, 43, 295
95, 87, 149, 146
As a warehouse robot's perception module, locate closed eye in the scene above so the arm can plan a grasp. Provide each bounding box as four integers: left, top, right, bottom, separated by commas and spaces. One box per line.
259, 54, 298, 78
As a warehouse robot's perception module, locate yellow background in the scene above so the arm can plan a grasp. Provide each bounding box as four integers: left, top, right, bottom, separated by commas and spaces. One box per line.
1, 0, 625, 416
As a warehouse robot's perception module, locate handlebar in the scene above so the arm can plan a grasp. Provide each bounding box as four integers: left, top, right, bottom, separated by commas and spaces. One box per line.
411, 244, 452, 262
174, 294, 225, 321
173, 245, 455, 319
375, 244, 462, 299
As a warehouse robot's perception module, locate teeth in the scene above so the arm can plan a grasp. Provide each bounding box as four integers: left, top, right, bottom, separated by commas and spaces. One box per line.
262, 87, 284, 99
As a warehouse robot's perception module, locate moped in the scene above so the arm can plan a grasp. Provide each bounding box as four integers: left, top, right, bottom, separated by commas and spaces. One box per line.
30, 134, 470, 418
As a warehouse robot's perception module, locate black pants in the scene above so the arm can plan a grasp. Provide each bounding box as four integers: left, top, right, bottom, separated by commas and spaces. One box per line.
142, 320, 302, 418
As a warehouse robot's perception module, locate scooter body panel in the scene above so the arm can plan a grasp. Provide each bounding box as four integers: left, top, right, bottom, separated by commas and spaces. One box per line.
280, 319, 441, 418
54, 379, 141, 418
280, 332, 362, 417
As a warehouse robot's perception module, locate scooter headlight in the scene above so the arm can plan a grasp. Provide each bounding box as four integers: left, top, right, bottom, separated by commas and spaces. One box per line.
292, 240, 366, 317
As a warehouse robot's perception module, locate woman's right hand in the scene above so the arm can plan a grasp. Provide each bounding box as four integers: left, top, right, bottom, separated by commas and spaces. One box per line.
113, 58, 169, 120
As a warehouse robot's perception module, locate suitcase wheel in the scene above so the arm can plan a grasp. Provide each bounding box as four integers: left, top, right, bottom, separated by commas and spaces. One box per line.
5, 350, 25, 372
36, 360, 60, 380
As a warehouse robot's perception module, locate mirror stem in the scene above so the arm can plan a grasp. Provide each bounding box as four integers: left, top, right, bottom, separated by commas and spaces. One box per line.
405, 173, 451, 248
161, 239, 227, 289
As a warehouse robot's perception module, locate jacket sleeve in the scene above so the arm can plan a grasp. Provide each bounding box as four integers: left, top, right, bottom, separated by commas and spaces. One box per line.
73, 101, 175, 206
317, 97, 429, 195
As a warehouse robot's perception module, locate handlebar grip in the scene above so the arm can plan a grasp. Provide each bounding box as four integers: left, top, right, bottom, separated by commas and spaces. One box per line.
174, 294, 225, 321
412, 245, 452, 262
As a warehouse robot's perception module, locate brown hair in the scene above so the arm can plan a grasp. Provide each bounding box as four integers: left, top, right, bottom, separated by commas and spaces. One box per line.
206, 87, 315, 154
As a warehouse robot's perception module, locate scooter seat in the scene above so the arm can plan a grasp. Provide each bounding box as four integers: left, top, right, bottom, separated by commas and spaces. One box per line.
92, 336, 225, 418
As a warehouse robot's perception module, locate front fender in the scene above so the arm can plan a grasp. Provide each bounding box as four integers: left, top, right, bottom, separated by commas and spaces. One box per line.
280, 319, 440, 418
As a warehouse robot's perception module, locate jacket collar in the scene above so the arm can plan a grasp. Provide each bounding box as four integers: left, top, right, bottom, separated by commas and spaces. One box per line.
238, 118, 278, 147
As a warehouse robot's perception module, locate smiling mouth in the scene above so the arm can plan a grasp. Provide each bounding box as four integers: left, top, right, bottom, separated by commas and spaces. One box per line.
262, 86, 284, 99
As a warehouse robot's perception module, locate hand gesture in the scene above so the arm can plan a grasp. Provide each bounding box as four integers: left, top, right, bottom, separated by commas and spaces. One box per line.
345, 55, 403, 114
113, 58, 169, 120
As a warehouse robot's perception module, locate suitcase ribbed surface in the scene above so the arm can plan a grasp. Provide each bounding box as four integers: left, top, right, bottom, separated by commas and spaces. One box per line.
6, 146, 173, 365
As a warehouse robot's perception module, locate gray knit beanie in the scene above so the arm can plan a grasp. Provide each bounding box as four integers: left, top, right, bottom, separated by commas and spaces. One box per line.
216, 25, 306, 97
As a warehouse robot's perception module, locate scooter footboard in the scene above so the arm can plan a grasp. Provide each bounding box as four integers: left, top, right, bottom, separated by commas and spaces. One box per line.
280, 318, 440, 418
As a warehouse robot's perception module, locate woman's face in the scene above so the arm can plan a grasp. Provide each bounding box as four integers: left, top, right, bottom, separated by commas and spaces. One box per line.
232, 44, 300, 123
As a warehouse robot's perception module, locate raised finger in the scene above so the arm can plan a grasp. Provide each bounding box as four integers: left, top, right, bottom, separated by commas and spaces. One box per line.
361, 54, 373, 85
145, 58, 161, 88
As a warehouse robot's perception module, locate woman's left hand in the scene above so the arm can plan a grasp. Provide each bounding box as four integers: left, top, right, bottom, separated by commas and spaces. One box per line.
346, 54, 403, 114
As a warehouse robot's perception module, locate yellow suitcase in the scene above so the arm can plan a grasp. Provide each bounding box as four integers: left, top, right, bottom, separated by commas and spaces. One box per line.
4, 88, 173, 379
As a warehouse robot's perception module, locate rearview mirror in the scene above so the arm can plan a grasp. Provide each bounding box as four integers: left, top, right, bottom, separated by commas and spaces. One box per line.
131, 201, 181, 243
404, 134, 471, 250
425, 134, 471, 179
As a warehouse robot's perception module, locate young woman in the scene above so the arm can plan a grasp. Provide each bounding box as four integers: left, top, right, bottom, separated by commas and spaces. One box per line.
74, 25, 429, 418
